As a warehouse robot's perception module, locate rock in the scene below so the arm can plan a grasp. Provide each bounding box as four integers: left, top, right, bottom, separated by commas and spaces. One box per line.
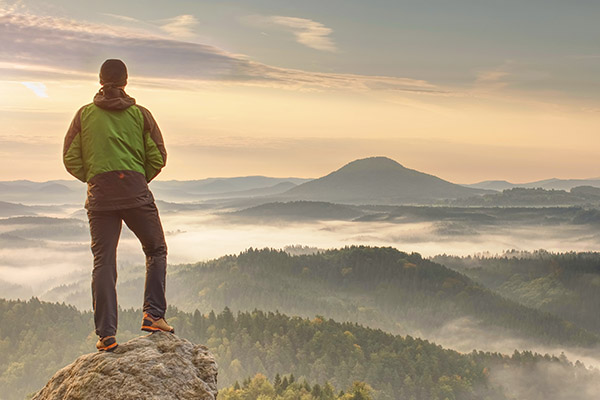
32, 332, 218, 400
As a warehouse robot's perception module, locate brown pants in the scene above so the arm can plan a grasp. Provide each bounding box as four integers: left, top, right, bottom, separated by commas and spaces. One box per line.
87, 202, 167, 337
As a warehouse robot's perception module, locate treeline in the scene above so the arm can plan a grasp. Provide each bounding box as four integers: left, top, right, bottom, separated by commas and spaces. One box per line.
0, 298, 94, 400
433, 251, 600, 334
220, 374, 373, 400
173, 306, 499, 400
452, 186, 600, 207
3, 298, 599, 400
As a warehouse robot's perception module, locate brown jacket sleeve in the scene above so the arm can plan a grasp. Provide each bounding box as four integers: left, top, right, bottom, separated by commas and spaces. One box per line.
138, 106, 167, 182
63, 107, 86, 182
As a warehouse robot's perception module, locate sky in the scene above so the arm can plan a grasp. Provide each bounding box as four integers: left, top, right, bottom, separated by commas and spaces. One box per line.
1, 0, 599, 183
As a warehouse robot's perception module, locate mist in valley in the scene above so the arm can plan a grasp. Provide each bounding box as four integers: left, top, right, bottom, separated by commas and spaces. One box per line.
4, 205, 600, 294
4, 179, 600, 398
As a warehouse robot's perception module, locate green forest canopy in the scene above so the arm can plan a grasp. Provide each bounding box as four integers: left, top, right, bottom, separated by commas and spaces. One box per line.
1, 298, 598, 400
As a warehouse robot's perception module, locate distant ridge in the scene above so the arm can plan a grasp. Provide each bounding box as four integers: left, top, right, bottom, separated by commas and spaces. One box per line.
148, 176, 310, 202
279, 156, 488, 204
466, 178, 600, 192
464, 180, 515, 191
0, 201, 36, 217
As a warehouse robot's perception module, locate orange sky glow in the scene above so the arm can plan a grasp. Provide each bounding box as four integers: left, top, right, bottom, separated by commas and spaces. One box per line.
1, 1, 599, 183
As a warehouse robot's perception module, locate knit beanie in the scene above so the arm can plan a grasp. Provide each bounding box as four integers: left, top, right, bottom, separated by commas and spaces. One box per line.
99, 59, 128, 87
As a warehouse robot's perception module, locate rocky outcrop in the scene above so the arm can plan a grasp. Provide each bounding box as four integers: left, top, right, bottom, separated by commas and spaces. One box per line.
32, 332, 218, 400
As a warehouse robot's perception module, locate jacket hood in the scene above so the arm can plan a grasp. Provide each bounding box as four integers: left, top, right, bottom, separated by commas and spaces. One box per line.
93, 86, 136, 110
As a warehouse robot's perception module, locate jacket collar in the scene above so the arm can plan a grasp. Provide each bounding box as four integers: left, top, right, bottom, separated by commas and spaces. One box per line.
93, 86, 136, 110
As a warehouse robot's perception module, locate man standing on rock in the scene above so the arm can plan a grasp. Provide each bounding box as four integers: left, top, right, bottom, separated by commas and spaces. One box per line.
63, 59, 174, 352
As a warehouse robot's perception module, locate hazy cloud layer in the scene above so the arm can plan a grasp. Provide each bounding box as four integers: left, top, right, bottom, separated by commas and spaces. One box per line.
0, 10, 437, 93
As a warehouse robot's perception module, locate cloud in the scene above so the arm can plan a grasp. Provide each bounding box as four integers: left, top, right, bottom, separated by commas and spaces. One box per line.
270, 16, 336, 52
0, 10, 440, 94
159, 14, 198, 39
0, 12, 257, 81
474, 63, 514, 91
246, 15, 337, 52
103, 13, 198, 40
0, 0, 24, 14
101, 13, 140, 24
20, 81, 48, 98
476, 70, 509, 84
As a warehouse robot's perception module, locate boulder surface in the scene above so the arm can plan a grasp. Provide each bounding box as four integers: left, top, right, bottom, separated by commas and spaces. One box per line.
32, 332, 218, 400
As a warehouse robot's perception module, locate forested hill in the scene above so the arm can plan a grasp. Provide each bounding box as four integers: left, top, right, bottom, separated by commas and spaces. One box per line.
49, 246, 599, 348
156, 247, 598, 347
433, 251, 600, 335
2, 298, 599, 400
452, 186, 600, 207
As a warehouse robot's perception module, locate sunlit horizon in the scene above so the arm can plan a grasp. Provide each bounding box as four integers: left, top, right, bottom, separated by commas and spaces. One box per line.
2, 0, 599, 183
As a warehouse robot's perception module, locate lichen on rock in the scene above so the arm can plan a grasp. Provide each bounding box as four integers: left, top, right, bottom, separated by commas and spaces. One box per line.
32, 332, 218, 400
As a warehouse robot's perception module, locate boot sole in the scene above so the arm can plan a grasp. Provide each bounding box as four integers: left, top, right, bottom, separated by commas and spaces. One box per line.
141, 325, 175, 334
97, 343, 118, 352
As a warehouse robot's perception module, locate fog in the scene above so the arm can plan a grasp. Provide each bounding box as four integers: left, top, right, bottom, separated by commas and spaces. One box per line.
429, 316, 600, 368
4, 206, 600, 295
489, 359, 600, 400
423, 318, 600, 399
4, 204, 600, 397
161, 209, 600, 263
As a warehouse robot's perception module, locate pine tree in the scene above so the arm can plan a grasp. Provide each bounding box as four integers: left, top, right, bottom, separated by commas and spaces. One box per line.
274, 373, 283, 394
311, 383, 323, 398
302, 378, 311, 392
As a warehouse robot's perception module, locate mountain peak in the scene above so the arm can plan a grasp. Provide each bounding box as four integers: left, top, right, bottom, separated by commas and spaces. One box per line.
335, 156, 406, 172
283, 156, 484, 204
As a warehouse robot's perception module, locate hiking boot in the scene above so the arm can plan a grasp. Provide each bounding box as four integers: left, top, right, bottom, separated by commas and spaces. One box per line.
96, 336, 118, 352
141, 312, 175, 333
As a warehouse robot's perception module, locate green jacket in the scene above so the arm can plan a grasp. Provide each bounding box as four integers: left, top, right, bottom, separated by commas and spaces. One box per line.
63, 87, 167, 210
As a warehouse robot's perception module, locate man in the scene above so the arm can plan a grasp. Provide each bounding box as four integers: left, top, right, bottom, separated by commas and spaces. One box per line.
63, 59, 174, 352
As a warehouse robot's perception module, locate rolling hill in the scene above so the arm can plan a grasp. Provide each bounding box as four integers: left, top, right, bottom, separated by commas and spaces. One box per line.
0, 181, 83, 204
46, 246, 600, 349
452, 186, 600, 207
466, 178, 600, 192
149, 176, 310, 202
0, 200, 36, 217
278, 157, 489, 204
433, 251, 600, 335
